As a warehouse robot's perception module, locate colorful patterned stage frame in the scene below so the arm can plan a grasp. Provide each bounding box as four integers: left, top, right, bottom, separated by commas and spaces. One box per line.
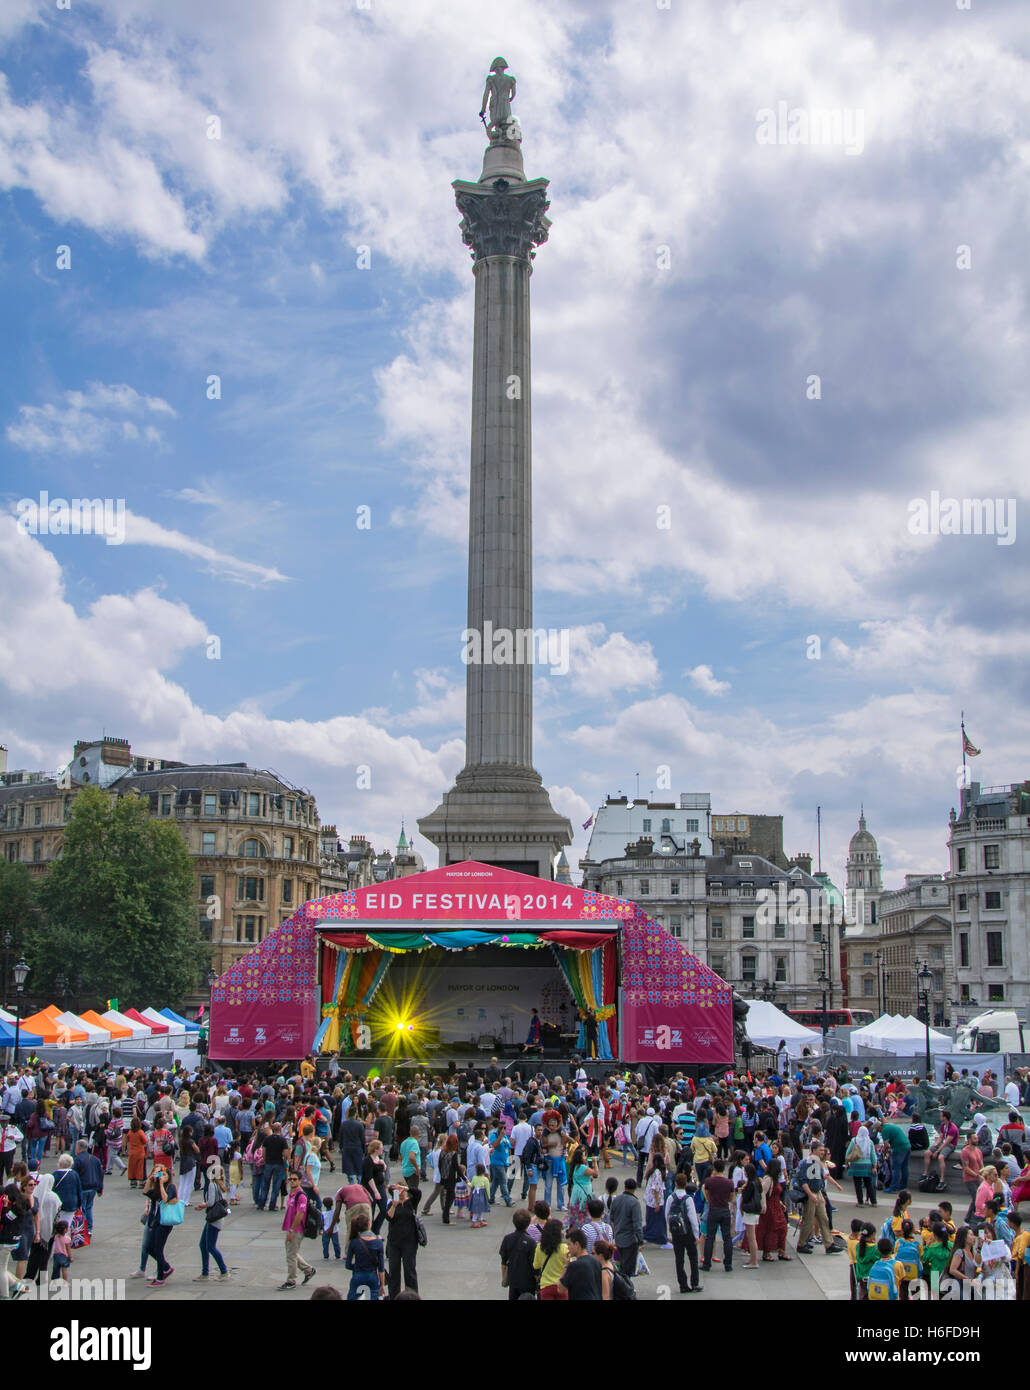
209, 862, 733, 1065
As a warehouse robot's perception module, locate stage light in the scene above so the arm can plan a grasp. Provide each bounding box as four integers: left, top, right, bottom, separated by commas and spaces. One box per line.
396, 1021, 405, 1031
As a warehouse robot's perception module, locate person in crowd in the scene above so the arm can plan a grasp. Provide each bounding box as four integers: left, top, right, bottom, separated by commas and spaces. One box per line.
140, 1165, 178, 1287
384, 1181, 420, 1299
278, 1171, 317, 1291
194, 1161, 231, 1282
533, 1217, 569, 1300
610, 1177, 643, 1278
345, 1209, 386, 1300
499, 1207, 537, 1300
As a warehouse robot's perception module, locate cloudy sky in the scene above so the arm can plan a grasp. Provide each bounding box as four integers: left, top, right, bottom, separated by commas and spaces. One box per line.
1, 0, 1027, 891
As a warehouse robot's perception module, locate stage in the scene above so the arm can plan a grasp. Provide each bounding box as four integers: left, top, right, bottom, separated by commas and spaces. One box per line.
210, 861, 735, 1070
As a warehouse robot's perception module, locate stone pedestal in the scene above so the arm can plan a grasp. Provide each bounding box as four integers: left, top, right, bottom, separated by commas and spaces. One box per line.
419, 126, 572, 879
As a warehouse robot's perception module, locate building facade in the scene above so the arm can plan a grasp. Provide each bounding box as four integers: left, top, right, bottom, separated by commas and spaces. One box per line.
580, 796, 842, 1013
948, 780, 1030, 1022
877, 874, 953, 1025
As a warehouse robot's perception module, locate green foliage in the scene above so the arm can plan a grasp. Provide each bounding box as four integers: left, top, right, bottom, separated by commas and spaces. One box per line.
26, 786, 208, 1008
0, 858, 39, 952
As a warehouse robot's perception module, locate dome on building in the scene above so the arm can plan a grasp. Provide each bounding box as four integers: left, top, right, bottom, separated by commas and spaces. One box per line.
848, 806, 878, 856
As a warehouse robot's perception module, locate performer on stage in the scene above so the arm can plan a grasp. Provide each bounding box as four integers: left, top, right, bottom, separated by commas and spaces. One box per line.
522, 1008, 543, 1054
583, 1008, 599, 1060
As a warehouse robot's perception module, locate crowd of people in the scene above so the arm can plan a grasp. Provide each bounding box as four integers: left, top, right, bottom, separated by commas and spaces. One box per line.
1, 1052, 1027, 1301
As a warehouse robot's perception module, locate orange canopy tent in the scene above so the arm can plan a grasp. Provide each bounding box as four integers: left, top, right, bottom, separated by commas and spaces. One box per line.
19, 1005, 89, 1043
80, 1008, 132, 1040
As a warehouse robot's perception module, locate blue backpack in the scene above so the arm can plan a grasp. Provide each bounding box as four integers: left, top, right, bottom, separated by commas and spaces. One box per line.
866, 1258, 899, 1300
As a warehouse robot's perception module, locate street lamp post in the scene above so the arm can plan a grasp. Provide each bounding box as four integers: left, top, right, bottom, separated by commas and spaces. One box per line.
1, 930, 11, 1006
818, 970, 830, 1052
12, 956, 29, 1065
916, 962, 933, 1080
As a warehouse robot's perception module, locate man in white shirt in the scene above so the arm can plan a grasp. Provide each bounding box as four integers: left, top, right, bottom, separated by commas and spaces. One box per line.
510, 1115, 533, 1158
1004, 1076, 1020, 1107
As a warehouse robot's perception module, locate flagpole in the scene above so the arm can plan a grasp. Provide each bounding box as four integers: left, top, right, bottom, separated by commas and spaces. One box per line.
961, 710, 966, 782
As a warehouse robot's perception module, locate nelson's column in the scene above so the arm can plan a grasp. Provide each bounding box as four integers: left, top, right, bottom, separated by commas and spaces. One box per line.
419, 59, 573, 879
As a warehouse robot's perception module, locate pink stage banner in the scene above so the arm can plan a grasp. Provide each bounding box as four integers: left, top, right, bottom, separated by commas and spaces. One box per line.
621, 913, 735, 1066
209, 909, 321, 1062
310, 861, 635, 926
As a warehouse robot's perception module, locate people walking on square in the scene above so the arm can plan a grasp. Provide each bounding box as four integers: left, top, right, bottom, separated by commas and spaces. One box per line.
384, 1182, 420, 1299
278, 1171, 316, 1291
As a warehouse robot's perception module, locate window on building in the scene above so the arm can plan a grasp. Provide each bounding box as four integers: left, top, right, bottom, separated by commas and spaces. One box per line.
247, 793, 260, 817
204, 793, 217, 815
238, 876, 264, 902
930, 945, 943, 961
670, 914, 682, 930
282, 878, 293, 904
615, 879, 623, 896
200, 875, 215, 899
670, 880, 680, 895
862, 975, 875, 997
774, 956, 787, 983
983, 844, 1000, 870
988, 984, 1005, 1002
740, 882, 755, 898
685, 819, 698, 833
932, 971, 944, 993
32, 840, 42, 861
742, 916, 755, 938
960, 983, 970, 1001
202, 832, 216, 855
774, 922, 786, 938
984, 890, 1001, 910
741, 954, 757, 983
957, 893, 968, 912
986, 932, 1003, 967
242, 838, 264, 858
812, 923, 823, 941
33, 806, 41, 825
959, 932, 969, 967
863, 952, 873, 967
639, 880, 650, 895
711, 955, 726, 975
284, 836, 294, 859
661, 818, 671, 833
199, 915, 212, 942
8, 841, 21, 862
238, 915, 256, 943
161, 794, 171, 815
710, 882, 723, 895
287, 800, 294, 820
642, 819, 651, 833
956, 847, 966, 872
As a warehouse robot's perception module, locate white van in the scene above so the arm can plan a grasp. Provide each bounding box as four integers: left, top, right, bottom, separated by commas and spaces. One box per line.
954, 1009, 1026, 1054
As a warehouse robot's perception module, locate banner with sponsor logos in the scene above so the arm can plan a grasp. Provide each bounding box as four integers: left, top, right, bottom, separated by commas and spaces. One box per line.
621, 914, 735, 1066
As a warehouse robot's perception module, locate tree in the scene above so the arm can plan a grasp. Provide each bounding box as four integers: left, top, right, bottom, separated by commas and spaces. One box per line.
0, 859, 39, 998
26, 785, 208, 1008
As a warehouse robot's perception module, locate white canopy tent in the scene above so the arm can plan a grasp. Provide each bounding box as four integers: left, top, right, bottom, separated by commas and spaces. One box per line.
141, 1007, 187, 1037
54, 1010, 109, 1045
101, 1008, 151, 1040
851, 1013, 951, 1055
743, 999, 822, 1052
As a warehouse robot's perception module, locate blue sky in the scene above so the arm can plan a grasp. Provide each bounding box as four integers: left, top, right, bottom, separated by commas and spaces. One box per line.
1, 0, 1028, 889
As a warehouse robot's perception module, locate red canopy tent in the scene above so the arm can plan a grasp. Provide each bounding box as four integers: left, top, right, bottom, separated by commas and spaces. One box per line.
124, 1007, 168, 1034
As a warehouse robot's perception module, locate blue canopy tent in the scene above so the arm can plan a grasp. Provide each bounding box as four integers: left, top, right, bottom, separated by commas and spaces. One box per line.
159, 1007, 202, 1032
0, 1020, 45, 1048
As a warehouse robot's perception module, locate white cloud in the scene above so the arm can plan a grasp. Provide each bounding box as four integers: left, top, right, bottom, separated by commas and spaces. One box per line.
6, 381, 176, 454
686, 664, 730, 696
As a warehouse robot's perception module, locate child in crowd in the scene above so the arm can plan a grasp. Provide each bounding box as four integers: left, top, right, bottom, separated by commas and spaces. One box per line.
469, 1164, 491, 1227
322, 1196, 341, 1260
227, 1141, 243, 1205
51, 1219, 72, 1283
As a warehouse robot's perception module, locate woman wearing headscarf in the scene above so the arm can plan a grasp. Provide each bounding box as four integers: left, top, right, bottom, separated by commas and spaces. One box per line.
26, 1171, 61, 1284
846, 1125, 877, 1207
826, 1099, 850, 1178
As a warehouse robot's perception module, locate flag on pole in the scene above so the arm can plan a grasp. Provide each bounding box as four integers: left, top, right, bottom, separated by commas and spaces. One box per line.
582, 815, 594, 830
962, 726, 981, 758
106, 998, 118, 1011
197, 1003, 205, 1020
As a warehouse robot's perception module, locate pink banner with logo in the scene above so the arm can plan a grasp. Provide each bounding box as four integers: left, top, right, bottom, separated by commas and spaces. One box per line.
209, 908, 321, 1062
621, 913, 735, 1066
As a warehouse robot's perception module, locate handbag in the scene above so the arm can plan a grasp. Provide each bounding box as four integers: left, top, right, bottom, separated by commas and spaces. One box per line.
159, 1198, 186, 1226
415, 1215, 428, 1248
206, 1195, 230, 1224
